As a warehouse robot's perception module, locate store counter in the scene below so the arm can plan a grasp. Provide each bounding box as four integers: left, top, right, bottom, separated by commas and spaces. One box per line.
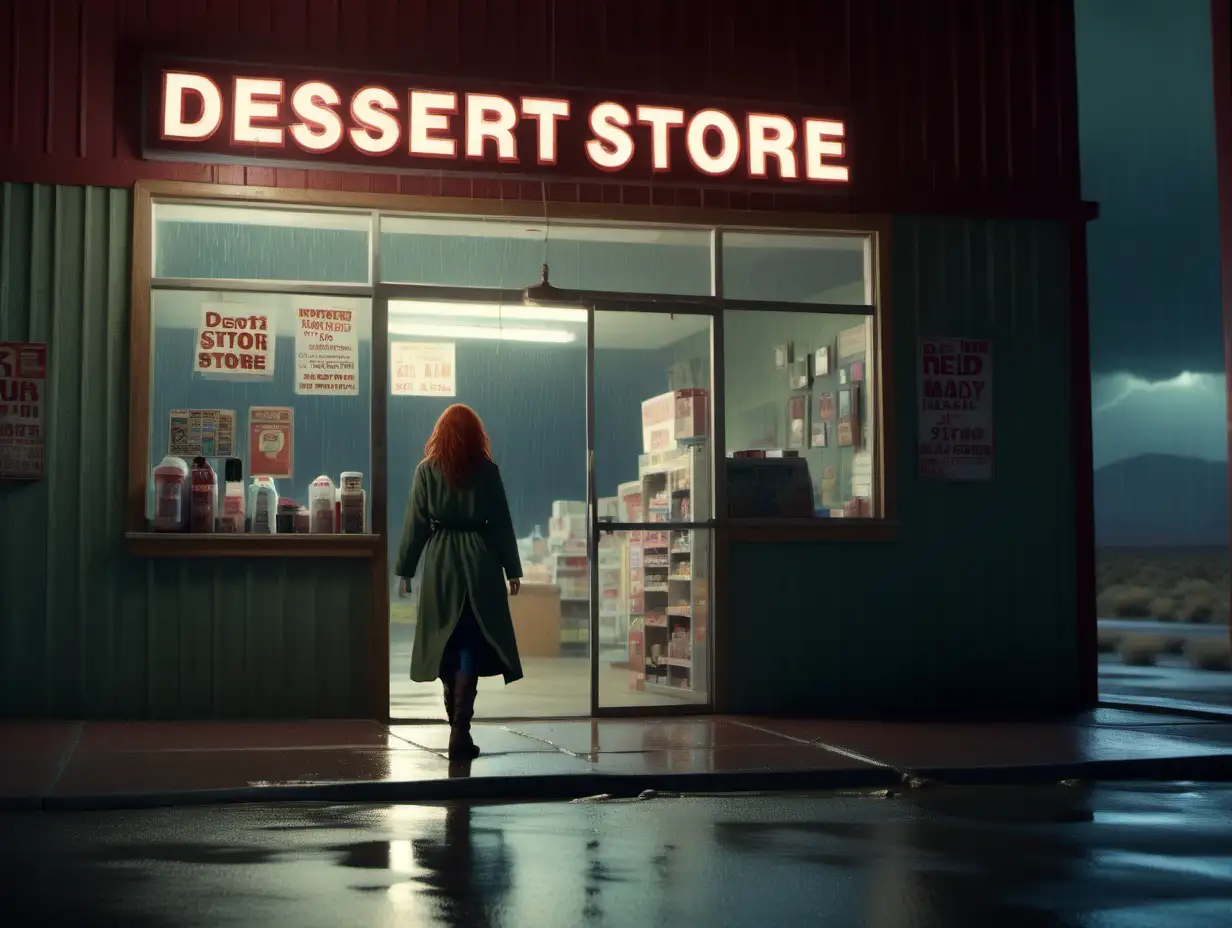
511, 582, 563, 658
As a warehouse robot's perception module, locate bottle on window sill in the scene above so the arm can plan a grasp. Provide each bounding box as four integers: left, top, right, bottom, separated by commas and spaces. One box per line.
218, 458, 245, 533
151, 455, 189, 532
248, 476, 278, 533
189, 457, 216, 534
309, 475, 336, 534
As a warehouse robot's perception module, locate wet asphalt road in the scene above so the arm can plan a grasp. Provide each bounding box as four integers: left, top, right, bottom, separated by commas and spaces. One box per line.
2, 784, 1231, 927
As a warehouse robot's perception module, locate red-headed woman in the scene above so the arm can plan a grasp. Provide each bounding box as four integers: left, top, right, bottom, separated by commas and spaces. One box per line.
396, 404, 523, 759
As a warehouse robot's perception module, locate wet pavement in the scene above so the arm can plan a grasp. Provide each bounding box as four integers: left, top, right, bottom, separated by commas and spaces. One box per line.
2, 783, 1231, 926
4, 711, 1232, 809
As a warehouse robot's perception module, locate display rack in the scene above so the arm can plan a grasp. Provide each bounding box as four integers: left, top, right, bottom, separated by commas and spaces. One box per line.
632, 438, 709, 692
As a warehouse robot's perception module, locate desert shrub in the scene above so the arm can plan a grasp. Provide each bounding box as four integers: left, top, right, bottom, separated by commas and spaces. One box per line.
1098, 584, 1154, 618
1118, 636, 1166, 666
1184, 639, 1232, 672
1149, 596, 1178, 621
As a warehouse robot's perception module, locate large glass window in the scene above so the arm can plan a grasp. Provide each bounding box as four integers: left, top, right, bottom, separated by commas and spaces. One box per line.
724, 309, 878, 518
722, 231, 871, 304
380, 215, 712, 295
154, 203, 371, 283
146, 289, 373, 530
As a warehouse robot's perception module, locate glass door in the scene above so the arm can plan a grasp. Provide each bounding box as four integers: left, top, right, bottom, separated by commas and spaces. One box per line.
588, 304, 715, 713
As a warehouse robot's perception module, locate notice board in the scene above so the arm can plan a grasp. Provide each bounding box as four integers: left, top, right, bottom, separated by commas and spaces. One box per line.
0, 341, 47, 479
917, 337, 994, 481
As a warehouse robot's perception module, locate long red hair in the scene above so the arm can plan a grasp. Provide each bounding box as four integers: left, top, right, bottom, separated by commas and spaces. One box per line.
424, 404, 492, 486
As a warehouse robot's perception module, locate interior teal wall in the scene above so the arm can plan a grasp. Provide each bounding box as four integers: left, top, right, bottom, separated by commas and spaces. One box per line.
726, 217, 1079, 717
0, 183, 371, 719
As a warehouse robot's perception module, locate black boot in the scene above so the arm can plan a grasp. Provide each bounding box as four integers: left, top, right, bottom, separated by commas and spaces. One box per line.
448, 672, 481, 760
441, 678, 455, 725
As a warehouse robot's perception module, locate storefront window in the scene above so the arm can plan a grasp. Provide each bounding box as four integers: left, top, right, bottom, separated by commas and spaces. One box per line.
154, 202, 371, 283
380, 216, 712, 295
724, 309, 878, 518
722, 230, 871, 305
146, 289, 373, 530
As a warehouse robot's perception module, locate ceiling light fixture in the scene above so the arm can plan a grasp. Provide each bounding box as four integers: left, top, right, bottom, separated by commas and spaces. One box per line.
387, 300, 587, 322
388, 321, 577, 344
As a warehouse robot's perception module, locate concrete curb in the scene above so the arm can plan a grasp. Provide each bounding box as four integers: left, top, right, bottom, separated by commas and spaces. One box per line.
1098, 697, 1232, 723
4, 752, 1232, 811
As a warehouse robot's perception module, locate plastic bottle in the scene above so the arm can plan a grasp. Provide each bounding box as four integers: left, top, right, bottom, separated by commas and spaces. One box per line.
151, 456, 190, 532
308, 475, 336, 533
340, 471, 366, 534
218, 458, 245, 533
248, 476, 279, 534
277, 498, 298, 533
189, 456, 216, 533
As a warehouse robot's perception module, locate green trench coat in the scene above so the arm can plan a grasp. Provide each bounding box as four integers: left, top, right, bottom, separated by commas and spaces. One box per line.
396, 458, 524, 685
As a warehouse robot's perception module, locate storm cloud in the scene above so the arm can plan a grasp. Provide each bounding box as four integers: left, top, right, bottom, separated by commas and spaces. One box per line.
1077, 0, 1224, 382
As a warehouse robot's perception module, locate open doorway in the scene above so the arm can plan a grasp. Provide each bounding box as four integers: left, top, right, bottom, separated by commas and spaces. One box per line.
386, 300, 713, 720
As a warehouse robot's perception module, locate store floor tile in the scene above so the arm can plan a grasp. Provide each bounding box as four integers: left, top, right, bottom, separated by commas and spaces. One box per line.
500, 719, 803, 755
798, 721, 1232, 770
0, 721, 80, 799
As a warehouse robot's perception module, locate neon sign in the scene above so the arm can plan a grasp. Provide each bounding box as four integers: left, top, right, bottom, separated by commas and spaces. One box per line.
146, 61, 850, 187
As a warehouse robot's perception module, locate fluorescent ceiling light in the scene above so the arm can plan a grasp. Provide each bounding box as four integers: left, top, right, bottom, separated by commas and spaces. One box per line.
388, 300, 587, 323
389, 321, 576, 344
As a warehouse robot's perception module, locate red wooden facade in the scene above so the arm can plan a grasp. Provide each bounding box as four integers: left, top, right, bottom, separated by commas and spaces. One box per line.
0, 0, 1083, 217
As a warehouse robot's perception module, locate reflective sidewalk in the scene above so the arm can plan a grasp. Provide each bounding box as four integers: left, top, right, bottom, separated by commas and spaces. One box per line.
3, 710, 1232, 810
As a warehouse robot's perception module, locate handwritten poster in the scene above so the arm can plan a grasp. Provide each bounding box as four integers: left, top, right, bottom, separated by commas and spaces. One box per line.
0, 341, 47, 479
168, 409, 236, 458
391, 341, 456, 397
917, 337, 994, 481
249, 406, 294, 478
296, 304, 358, 395
194, 303, 274, 377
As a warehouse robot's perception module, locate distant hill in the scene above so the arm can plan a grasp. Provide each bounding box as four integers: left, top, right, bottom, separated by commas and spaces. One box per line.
1094, 454, 1227, 547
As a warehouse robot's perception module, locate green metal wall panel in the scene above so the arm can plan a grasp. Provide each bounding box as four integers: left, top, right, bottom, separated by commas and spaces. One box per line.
727, 217, 1080, 716
0, 183, 372, 719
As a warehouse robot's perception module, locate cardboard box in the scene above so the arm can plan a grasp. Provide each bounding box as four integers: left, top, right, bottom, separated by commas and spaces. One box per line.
551, 499, 587, 519
641, 389, 708, 452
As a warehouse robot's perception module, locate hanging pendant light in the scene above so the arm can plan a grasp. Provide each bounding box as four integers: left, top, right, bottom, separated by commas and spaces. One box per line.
522, 263, 571, 305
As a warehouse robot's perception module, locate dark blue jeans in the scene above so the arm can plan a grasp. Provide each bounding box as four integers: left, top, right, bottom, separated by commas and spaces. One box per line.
439, 601, 501, 679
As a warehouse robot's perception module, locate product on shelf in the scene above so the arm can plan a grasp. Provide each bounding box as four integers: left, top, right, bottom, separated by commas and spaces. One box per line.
248, 476, 279, 533
276, 497, 298, 533
151, 455, 190, 532
218, 458, 245, 533
309, 475, 336, 534
189, 456, 216, 533
340, 471, 366, 533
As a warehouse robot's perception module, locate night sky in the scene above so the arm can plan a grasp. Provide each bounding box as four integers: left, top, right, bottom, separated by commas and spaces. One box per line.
1075, 0, 1226, 467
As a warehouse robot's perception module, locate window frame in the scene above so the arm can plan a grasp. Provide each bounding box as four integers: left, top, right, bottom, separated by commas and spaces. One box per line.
126, 179, 896, 550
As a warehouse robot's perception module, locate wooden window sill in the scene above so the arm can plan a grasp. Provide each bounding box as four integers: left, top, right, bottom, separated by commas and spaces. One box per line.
125, 532, 382, 558
725, 519, 901, 542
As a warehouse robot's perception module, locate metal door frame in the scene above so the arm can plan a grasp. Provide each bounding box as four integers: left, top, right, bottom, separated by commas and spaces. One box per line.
586, 297, 722, 718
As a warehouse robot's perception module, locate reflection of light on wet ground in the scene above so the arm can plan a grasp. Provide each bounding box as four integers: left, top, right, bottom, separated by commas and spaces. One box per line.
1094, 851, 1232, 881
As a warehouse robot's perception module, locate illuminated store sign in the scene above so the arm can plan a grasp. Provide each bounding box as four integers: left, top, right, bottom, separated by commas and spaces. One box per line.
144, 60, 849, 187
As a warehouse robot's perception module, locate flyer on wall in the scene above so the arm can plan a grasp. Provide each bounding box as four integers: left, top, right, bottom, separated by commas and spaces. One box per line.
0, 341, 47, 480
917, 337, 994, 480
391, 341, 457, 396
296, 304, 359, 396
168, 409, 236, 458
249, 406, 294, 478
194, 303, 275, 377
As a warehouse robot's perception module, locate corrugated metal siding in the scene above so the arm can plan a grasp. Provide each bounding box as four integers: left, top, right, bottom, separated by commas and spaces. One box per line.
0, 182, 371, 719
728, 217, 1078, 716
0, 0, 1081, 215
